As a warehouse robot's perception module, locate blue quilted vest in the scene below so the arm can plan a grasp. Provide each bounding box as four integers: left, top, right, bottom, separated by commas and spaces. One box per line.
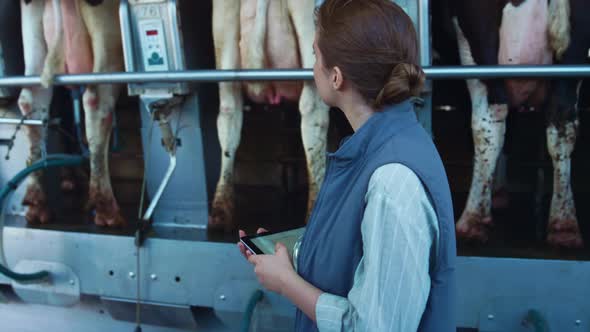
295, 99, 457, 331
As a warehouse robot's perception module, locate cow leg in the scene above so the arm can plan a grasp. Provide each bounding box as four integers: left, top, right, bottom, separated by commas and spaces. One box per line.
458, 94, 508, 241
545, 78, 582, 248
546, 120, 580, 248
80, 0, 125, 227
545, 2, 588, 248
288, 0, 329, 218
19, 0, 53, 224
209, 0, 243, 231
454, 18, 508, 241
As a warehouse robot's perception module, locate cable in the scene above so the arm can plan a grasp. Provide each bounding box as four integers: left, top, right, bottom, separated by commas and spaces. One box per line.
134, 110, 155, 332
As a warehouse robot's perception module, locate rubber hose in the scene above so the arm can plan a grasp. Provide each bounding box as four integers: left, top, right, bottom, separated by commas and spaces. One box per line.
0, 155, 85, 202
0, 263, 49, 283
0, 155, 85, 282
526, 309, 550, 332
241, 289, 264, 332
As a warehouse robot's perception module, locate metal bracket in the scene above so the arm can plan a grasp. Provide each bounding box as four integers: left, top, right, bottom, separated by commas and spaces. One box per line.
140, 96, 183, 223
142, 154, 176, 222
10, 260, 80, 307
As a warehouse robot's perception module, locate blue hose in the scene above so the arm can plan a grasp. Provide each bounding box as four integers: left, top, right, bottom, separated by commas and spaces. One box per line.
241, 290, 264, 332
0, 264, 49, 283
525, 310, 550, 332
0, 154, 85, 282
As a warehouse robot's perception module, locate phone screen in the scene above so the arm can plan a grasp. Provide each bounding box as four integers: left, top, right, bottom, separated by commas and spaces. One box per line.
248, 227, 305, 256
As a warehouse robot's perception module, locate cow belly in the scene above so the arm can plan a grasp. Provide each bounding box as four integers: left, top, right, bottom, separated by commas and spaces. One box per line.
499, 0, 552, 106
240, 0, 302, 104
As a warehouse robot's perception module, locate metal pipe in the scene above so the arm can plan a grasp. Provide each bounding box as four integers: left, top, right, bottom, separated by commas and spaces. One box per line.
119, 0, 136, 75
418, 0, 430, 67
1, 65, 590, 87
426, 65, 590, 79
142, 154, 176, 222
0, 118, 43, 126
168, 0, 185, 72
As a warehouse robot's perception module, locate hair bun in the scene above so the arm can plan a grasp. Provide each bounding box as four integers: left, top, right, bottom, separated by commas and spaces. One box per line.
374, 63, 425, 108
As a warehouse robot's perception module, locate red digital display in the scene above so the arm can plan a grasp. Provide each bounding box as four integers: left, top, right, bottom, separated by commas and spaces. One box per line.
146, 30, 158, 36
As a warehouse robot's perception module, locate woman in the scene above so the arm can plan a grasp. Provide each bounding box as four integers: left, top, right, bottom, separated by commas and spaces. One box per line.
238, 0, 457, 331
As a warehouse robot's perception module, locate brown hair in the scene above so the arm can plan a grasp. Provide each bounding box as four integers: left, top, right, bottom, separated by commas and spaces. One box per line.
316, 0, 425, 109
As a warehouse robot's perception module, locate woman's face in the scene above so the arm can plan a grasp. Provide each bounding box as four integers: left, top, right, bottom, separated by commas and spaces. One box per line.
313, 33, 336, 107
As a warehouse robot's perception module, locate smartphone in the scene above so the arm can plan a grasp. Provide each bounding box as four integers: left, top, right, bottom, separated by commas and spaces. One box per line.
240, 227, 305, 256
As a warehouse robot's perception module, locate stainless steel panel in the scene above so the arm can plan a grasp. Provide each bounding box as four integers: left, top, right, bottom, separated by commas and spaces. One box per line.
139, 94, 208, 228
456, 257, 590, 329
101, 296, 197, 330
0, 222, 287, 311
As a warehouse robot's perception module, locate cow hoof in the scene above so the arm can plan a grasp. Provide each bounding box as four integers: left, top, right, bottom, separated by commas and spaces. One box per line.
547, 219, 584, 249
209, 196, 235, 232
456, 211, 493, 242
88, 190, 126, 228
25, 206, 52, 224
22, 184, 52, 224
94, 211, 126, 228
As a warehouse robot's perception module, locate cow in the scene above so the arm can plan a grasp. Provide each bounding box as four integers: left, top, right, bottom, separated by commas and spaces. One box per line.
19, 0, 124, 227
435, 0, 586, 248
209, 0, 330, 231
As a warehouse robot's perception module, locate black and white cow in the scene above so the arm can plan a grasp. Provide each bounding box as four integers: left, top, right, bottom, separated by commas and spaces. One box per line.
435, 0, 587, 248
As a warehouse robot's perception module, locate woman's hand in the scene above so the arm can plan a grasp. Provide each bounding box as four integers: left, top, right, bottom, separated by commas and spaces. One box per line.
247, 242, 296, 295
237, 228, 267, 259
237, 228, 321, 321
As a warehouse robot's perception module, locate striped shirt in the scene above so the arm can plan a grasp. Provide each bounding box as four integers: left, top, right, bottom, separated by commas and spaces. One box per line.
295, 163, 439, 331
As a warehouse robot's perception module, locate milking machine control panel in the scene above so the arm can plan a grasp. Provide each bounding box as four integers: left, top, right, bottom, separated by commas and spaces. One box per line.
119, 0, 210, 230
138, 19, 169, 71
120, 0, 188, 96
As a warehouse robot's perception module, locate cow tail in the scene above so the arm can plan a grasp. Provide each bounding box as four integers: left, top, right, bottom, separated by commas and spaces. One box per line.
41, 0, 65, 88
244, 0, 269, 96
548, 0, 571, 60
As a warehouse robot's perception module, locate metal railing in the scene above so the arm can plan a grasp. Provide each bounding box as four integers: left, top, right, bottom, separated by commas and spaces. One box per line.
418, 0, 430, 67
0, 119, 43, 126
0, 65, 589, 87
